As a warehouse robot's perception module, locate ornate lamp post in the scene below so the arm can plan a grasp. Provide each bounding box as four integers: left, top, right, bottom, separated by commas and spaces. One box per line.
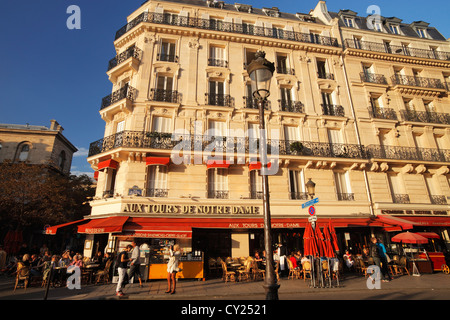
247, 51, 279, 300
306, 178, 316, 200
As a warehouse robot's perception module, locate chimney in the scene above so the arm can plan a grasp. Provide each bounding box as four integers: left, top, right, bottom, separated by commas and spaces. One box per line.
50, 119, 64, 132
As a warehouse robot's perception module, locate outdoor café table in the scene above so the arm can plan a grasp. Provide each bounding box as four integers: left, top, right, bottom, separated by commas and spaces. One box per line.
84, 264, 100, 284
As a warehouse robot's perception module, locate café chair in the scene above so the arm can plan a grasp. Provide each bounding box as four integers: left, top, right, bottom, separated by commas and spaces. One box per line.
14, 262, 30, 292
220, 260, 235, 283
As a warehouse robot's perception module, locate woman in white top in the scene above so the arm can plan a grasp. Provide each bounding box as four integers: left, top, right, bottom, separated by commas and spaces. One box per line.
166, 244, 181, 294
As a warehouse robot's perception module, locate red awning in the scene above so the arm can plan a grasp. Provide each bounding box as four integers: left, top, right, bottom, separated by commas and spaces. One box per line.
376, 215, 415, 231
97, 159, 119, 171
146, 156, 170, 166
394, 216, 450, 227
248, 162, 272, 171
93, 171, 99, 181
45, 219, 89, 235
122, 219, 191, 239
206, 160, 231, 169
78, 216, 129, 234
416, 232, 440, 239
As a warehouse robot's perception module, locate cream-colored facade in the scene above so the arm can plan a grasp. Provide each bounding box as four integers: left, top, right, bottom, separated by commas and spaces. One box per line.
86, 0, 450, 257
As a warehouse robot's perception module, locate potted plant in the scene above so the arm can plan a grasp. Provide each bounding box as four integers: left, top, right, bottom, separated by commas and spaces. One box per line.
289, 141, 303, 154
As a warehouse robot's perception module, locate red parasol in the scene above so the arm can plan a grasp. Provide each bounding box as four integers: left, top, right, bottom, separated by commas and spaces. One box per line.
322, 225, 335, 258
328, 219, 339, 252
303, 223, 312, 256
391, 232, 428, 244
314, 225, 326, 257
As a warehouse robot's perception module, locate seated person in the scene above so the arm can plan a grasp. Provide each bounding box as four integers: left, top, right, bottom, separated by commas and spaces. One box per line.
253, 251, 265, 269
289, 252, 300, 269
343, 250, 354, 269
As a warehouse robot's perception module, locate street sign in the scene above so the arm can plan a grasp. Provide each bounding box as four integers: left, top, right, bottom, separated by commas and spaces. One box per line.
308, 206, 315, 216
308, 216, 317, 222
302, 197, 319, 209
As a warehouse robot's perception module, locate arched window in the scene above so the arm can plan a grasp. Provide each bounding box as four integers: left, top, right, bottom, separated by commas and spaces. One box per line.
16, 143, 31, 162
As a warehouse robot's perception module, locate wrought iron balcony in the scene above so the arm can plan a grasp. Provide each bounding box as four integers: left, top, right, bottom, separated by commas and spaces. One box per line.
205, 93, 232, 107
391, 74, 445, 90
115, 12, 340, 48
369, 107, 398, 121
366, 145, 450, 163
208, 190, 229, 199
208, 59, 228, 68
337, 193, 355, 201
146, 188, 168, 198
360, 72, 388, 85
430, 195, 447, 205
392, 194, 410, 204
400, 110, 450, 125
278, 100, 304, 113
276, 66, 295, 75
100, 84, 137, 110
318, 72, 335, 80
150, 89, 180, 103
345, 39, 450, 61
108, 46, 143, 71
243, 96, 270, 110
289, 192, 309, 200
279, 140, 366, 159
322, 104, 345, 117
157, 53, 179, 63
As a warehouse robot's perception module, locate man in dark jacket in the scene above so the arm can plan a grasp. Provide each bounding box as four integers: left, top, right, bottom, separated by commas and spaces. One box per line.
370, 237, 390, 282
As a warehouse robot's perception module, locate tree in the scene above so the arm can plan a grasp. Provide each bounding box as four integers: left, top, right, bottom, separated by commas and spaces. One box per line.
0, 161, 94, 234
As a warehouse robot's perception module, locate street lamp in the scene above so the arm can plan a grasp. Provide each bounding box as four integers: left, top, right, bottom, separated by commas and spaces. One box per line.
305, 178, 316, 200
247, 51, 279, 300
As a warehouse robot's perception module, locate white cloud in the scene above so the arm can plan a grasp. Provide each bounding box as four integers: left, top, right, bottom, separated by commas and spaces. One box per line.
73, 147, 89, 157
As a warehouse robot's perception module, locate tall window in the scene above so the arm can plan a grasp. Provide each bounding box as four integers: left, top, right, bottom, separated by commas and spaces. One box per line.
288, 170, 307, 200
388, 174, 409, 203
156, 75, 174, 92
276, 53, 291, 74
280, 87, 292, 105
334, 172, 353, 200
147, 165, 168, 197
209, 45, 226, 67
417, 28, 427, 38
58, 151, 66, 171
250, 170, 262, 199
208, 80, 226, 106
208, 168, 228, 198
327, 129, 343, 144
284, 126, 300, 142
159, 40, 177, 62
208, 120, 227, 137
343, 17, 354, 28
152, 116, 171, 133
16, 143, 30, 162
103, 168, 117, 198
389, 24, 400, 35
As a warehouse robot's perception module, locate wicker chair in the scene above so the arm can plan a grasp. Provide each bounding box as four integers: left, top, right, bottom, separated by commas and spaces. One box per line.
252, 260, 266, 281
287, 259, 301, 279
14, 262, 30, 291
95, 259, 113, 284
302, 261, 312, 281
236, 259, 252, 282
220, 260, 235, 283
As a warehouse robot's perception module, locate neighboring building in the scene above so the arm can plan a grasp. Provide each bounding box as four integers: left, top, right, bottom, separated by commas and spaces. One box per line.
0, 119, 77, 174
80, 0, 450, 268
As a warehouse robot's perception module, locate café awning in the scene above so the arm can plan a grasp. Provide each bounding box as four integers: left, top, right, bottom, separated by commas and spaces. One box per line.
78, 216, 129, 234
97, 159, 119, 171
206, 160, 231, 169
45, 219, 89, 235
416, 232, 440, 239
394, 216, 450, 227
122, 218, 192, 239
376, 215, 415, 231
146, 156, 170, 166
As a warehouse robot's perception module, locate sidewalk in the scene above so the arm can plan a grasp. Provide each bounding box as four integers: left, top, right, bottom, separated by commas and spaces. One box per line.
2, 271, 450, 300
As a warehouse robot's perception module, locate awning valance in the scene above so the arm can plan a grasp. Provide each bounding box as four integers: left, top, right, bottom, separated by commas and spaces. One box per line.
97, 159, 119, 171
416, 232, 440, 239
78, 216, 129, 234
45, 219, 89, 235
146, 156, 170, 166
394, 216, 450, 227
248, 162, 272, 171
376, 215, 415, 231
206, 160, 231, 169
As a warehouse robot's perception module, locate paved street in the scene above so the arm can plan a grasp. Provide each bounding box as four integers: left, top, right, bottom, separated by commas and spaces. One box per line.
2, 272, 450, 301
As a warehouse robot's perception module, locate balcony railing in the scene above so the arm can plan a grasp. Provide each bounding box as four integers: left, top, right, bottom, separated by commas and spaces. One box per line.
115, 12, 340, 48
360, 72, 388, 85
289, 192, 309, 200
146, 188, 168, 197
430, 195, 447, 205
400, 110, 450, 125
366, 145, 450, 163
318, 72, 335, 80
391, 74, 446, 90
392, 194, 410, 204
100, 84, 137, 110
277, 66, 295, 75
369, 107, 398, 121
108, 46, 143, 71
243, 96, 270, 110
208, 59, 228, 68
322, 104, 345, 117
208, 190, 229, 199
150, 89, 180, 103
278, 100, 304, 113
345, 39, 450, 61
337, 193, 355, 201
157, 53, 179, 63
205, 93, 232, 107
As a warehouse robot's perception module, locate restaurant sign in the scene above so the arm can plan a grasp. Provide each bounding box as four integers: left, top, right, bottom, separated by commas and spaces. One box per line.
123, 203, 261, 215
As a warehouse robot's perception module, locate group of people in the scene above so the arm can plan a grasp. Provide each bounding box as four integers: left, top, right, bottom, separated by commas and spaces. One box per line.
0, 243, 113, 287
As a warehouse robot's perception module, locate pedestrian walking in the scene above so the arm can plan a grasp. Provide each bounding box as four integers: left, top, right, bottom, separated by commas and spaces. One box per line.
128, 241, 143, 287
116, 245, 132, 297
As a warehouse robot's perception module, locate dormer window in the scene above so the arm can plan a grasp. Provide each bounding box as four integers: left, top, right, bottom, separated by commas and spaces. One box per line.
373, 22, 383, 32
417, 28, 427, 38
343, 17, 355, 28
262, 7, 280, 18
389, 24, 400, 35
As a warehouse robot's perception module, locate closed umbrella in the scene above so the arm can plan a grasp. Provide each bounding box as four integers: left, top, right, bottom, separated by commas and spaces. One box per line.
328, 219, 339, 253
323, 226, 335, 258
314, 226, 325, 258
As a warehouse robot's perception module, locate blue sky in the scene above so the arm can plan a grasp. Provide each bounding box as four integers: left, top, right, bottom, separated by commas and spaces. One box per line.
0, 0, 449, 177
